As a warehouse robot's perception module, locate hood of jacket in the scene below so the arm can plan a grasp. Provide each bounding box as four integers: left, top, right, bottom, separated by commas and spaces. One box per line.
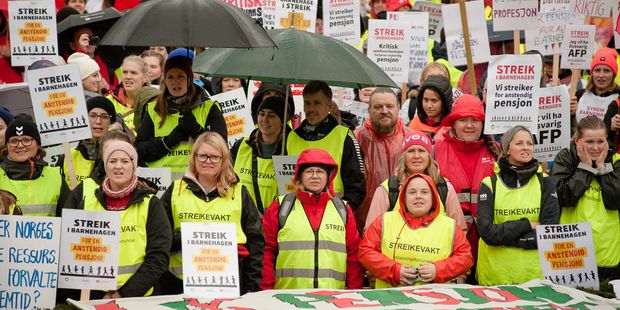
250, 82, 295, 125
294, 148, 339, 196
416, 75, 453, 125
397, 173, 441, 229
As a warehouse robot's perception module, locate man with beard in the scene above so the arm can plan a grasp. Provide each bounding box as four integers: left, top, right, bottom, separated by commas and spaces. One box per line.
354, 88, 411, 228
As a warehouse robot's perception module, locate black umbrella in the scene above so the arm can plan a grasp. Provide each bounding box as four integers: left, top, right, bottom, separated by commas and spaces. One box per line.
99, 0, 275, 48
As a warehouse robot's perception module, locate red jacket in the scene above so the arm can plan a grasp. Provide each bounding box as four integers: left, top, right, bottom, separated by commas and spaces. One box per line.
359, 174, 472, 286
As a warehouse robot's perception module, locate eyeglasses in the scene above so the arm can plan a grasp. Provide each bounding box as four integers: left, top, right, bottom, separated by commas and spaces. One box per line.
195, 153, 222, 163
88, 113, 111, 121
303, 169, 327, 176
8, 138, 34, 147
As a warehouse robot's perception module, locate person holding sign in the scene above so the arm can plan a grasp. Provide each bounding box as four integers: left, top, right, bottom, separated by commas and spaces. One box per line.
107, 55, 150, 134
551, 116, 620, 282
0, 115, 68, 216
575, 48, 620, 126
476, 126, 560, 285
261, 148, 364, 290
136, 48, 227, 181
408, 75, 453, 136
359, 173, 472, 287
160, 131, 264, 295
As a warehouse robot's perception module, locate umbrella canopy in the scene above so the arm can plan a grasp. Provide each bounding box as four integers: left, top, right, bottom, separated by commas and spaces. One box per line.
0, 83, 34, 118
193, 28, 398, 88
99, 0, 275, 48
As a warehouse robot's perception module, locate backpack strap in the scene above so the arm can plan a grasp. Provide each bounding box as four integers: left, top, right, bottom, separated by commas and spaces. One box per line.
278, 193, 297, 230
490, 174, 497, 195
387, 176, 400, 212
251, 152, 264, 214
331, 196, 348, 224
436, 176, 449, 206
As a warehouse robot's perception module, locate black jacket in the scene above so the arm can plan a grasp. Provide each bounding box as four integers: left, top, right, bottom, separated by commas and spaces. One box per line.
603, 99, 620, 151
551, 142, 620, 211
160, 177, 264, 294
477, 159, 560, 250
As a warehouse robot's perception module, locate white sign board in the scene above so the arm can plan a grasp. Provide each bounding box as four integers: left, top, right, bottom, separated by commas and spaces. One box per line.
387, 12, 429, 76
136, 167, 172, 198
367, 19, 412, 84
492, 0, 538, 31
212, 88, 255, 148
323, 0, 360, 46
533, 86, 571, 162
575, 92, 618, 122
561, 24, 596, 69
58, 209, 121, 290
525, 11, 579, 56
8, 0, 58, 66
223, 0, 264, 25
442, 0, 491, 66
570, 0, 613, 17
263, 0, 277, 29
274, 0, 318, 32
340, 100, 369, 126
413, 1, 443, 42
272, 155, 298, 195
0, 215, 61, 310
540, 0, 572, 12
181, 222, 239, 298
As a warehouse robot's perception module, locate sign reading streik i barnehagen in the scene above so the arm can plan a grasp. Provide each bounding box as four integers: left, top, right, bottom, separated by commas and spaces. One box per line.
272, 155, 298, 195
211, 88, 255, 149
367, 19, 412, 84
8, 0, 58, 66
136, 167, 172, 198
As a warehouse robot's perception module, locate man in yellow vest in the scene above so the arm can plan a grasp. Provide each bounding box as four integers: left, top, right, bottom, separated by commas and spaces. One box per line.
286, 81, 366, 212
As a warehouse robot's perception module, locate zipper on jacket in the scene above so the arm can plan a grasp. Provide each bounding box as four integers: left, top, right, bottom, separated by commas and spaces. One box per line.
313, 229, 319, 288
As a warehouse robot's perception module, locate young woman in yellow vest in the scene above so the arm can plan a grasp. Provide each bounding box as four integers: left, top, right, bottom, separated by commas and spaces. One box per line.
260, 148, 364, 290
136, 48, 227, 181
106, 55, 150, 135
0, 115, 68, 216
158, 131, 264, 295
476, 126, 560, 285
551, 116, 620, 282
0, 189, 21, 215
231, 96, 290, 212
61, 140, 171, 299
359, 173, 473, 287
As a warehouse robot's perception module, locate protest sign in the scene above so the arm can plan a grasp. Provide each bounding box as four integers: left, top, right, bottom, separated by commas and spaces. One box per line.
525, 11, 580, 55
322, 0, 360, 46
42, 142, 78, 166
576, 92, 617, 122
485, 54, 541, 134
212, 88, 254, 148
561, 24, 596, 69
223, 0, 264, 25
492, 0, 538, 31
537, 223, 599, 290
367, 19, 412, 84
613, 0, 620, 46
274, 0, 317, 32
533, 86, 571, 162
27, 64, 91, 146
540, 0, 572, 12
247, 80, 305, 119
181, 222, 239, 298
570, 0, 613, 17
272, 155, 298, 195
442, 0, 491, 67
263, 0, 277, 29
413, 1, 443, 42
0, 215, 60, 310
136, 167, 172, 198
331, 87, 356, 107
340, 100, 369, 126
8, 0, 58, 66
58, 210, 121, 290
386, 12, 429, 78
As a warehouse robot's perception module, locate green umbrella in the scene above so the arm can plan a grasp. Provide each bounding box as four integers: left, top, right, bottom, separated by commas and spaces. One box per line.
193, 28, 398, 89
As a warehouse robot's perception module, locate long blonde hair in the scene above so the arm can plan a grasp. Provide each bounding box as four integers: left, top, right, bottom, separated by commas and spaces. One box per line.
395, 150, 441, 185
188, 132, 237, 197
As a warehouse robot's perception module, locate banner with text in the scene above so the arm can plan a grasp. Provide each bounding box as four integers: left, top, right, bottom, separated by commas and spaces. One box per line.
136, 167, 172, 198
570, 0, 613, 17
387, 12, 429, 78
274, 0, 317, 32
323, 0, 360, 46
540, 0, 572, 12
492, 0, 538, 31
367, 19, 412, 84
223, 0, 264, 25
263, 0, 277, 29
8, 0, 58, 66
576, 92, 618, 122
533, 86, 571, 162
442, 0, 491, 66
561, 24, 596, 69
272, 155, 298, 195
413, 1, 443, 42
525, 11, 579, 56
212, 88, 255, 148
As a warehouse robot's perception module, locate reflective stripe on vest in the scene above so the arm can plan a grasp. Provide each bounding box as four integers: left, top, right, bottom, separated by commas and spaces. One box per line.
233, 138, 278, 210
476, 174, 542, 285
63, 147, 95, 187
82, 178, 152, 294
0, 166, 61, 217
169, 179, 246, 279
275, 196, 347, 289
379, 178, 446, 215
559, 154, 620, 267
286, 125, 349, 194
376, 211, 455, 288
456, 192, 477, 204
107, 94, 136, 134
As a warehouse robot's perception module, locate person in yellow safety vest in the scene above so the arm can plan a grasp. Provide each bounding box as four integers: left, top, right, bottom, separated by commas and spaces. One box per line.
260, 148, 364, 290
158, 132, 264, 295
360, 173, 472, 287
0, 115, 68, 217
551, 116, 620, 282
232, 96, 290, 212
106, 55, 150, 135
0, 189, 21, 215
136, 48, 227, 181
61, 140, 171, 299
286, 81, 366, 212
57, 96, 116, 188
476, 126, 560, 285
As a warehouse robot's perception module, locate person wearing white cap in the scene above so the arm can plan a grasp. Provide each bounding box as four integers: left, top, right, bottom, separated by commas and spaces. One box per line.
67, 52, 101, 94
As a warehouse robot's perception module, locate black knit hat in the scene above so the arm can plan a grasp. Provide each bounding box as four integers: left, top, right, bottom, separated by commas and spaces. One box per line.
5, 114, 41, 145
87, 96, 117, 122
258, 96, 287, 123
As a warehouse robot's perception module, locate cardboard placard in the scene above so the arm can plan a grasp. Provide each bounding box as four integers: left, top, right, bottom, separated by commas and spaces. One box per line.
263, 0, 277, 29
367, 19, 412, 84
322, 0, 361, 46
442, 0, 491, 67
272, 155, 298, 195
8, 0, 58, 66
525, 11, 580, 56
274, 0, 318, 32
136, 167, 172, 198
570, 0, 613, 17
492, 0, 539, 31
533, 86, 571, 162
413, 1, 443, 42
211, 88, 255, 148
386, 12, 429, 77
540, 0, 572, 12
561, 24, 596, 69
223, 0, 264, 25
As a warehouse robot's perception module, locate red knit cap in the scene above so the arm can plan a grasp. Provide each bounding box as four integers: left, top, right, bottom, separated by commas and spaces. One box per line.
401, 131, 433, 154
387, 0, 411, 11
590, 48, 618, 76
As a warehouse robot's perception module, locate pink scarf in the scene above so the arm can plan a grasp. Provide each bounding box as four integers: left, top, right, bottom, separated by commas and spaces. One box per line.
102, 176, 138, 199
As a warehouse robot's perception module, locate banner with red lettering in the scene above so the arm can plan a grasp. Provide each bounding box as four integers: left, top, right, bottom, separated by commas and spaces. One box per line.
442, 0, 490, 66
263, 0, 277, 29
533, 85, 570, 162
367, 19, 412, 84
561, 24, 596, 69
413, 1, 443, 42
323, 0, 360, 46
222, 0, 264, 25
570, 0, 613, 17
8, 0, 58, 66
492, 0, 538, 31
485, 54, 541, 134
386, 12, 429, 85
575, 92, 617, 122
211, 88, 254, 148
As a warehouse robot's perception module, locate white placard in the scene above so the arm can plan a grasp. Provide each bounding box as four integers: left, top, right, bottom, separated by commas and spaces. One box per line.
367, 19, 412, 84
540, 0, 572, 12
0, 215, 61, 310
274, 0, 318, 32
387, 12, 429, 76
570, 0, 613, 17
442, 0, 491, 67
575, 92, 618, 122
212, 88, 255, 148
272, 155, 298, 195
533, 86, 571, 162
263, 0, 277, 29
8, 0, 58, 66
181, 222, 239, 298
246, 80, 305, 120
561, 25, 596, 69
323, 0, 360, 46
413, 1, 443, 42
58, 209, 120, 290
340, 100, 369, 125
223, 0, 264, 25
27, 64, 92, 146
537, 223, 599, 290
136, 167, 172, 198
525, 11, 580, 56
42, 142, 78, 166
485, 54, 541, 134
492, 0, 539, 31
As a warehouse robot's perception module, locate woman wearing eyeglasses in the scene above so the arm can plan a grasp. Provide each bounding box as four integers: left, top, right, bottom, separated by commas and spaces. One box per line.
158, 131, 264, 295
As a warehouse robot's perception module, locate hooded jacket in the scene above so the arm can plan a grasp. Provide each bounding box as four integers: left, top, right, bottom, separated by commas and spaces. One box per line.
603, 99, 620, 152
260, 149, 364, 289
359, 174, 472, 286
409, 75, 453, 135
250, 83, 295, 125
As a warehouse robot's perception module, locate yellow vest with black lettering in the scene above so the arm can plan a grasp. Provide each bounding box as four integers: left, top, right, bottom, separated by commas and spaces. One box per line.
82, 178, 152, 295
146, 100, 213, 180
233, 139, 278, 211
106, 94, 136, 134
559, 154, 620, 267
376, 211, 455, 288
275, 196, 347, 289
286, 125, 349, 195
380, 178, 446, 215
63, 147, 95, 187
477, 174, 542, 285
0, 166, 61, 216
169, 179, 246, 279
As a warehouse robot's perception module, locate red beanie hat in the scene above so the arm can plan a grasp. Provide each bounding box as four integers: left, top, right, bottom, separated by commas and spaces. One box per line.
387, 0, 411, 11
401, 131, 433, 154
590, 48, 618, 76
441, 94, 485, 127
